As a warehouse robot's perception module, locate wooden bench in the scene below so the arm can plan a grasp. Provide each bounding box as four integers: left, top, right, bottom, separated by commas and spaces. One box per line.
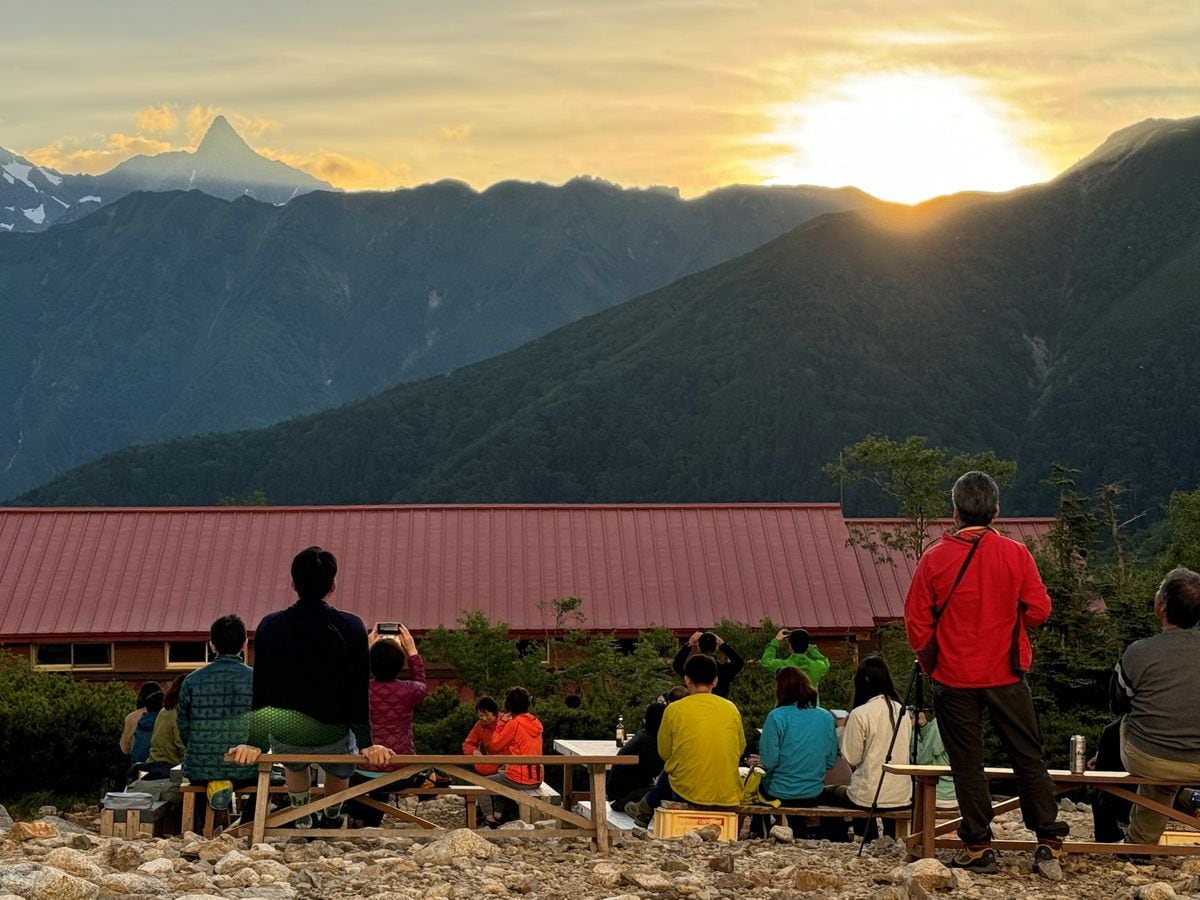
224, 753, 636, 854
517, 783, 561, 823
886, 763, 1200, 860
181, 782, 314, 839
738, 804, 912, 840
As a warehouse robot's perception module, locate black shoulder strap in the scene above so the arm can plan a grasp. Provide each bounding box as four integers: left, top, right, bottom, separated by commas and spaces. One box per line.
930, 530, 986, 623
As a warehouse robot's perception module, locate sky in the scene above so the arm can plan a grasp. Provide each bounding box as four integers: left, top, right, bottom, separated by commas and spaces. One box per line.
4, 0, 1199, 203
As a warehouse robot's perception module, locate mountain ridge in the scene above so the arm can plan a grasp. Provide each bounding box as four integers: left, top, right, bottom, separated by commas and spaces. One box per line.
17, 116, 1200, 512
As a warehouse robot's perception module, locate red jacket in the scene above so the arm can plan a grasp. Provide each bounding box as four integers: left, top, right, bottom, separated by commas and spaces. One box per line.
487, 712, 545, 785
361, 653, 427, 771
904, 527, 1052, 689
462, 720, 500, 776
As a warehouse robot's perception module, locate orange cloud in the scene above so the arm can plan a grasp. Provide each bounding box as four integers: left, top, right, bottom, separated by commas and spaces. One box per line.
25, 133, 175, 175
257, 147, 411, 190
440, 124, 474, 141
133, 104, 180, 137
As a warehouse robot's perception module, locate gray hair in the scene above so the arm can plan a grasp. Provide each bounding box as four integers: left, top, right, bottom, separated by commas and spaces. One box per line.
1157, 567, 1200, 629
952, 471, 999, 526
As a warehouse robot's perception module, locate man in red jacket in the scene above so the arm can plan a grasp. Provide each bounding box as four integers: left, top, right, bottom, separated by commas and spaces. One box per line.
905, 471, 1067, 880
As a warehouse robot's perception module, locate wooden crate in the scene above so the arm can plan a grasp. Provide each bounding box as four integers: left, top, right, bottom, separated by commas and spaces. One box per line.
652, 807, 738, 840
1160, 828, 1200, 846
100, 801, 170, 838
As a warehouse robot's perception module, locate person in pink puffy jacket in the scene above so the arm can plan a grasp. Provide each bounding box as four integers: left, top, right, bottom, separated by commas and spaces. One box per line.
349, 626, 428, 825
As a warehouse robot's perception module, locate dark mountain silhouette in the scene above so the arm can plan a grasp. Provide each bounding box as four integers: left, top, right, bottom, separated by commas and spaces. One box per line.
18, 117, 1200, 512
0, 177, 876, 496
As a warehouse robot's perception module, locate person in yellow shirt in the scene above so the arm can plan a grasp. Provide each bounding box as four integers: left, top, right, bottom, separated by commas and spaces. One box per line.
625, 655, 745, 825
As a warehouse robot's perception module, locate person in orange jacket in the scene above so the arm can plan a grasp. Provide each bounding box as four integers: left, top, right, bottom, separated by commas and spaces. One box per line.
481, 687, 544, 826
462, 695, 501, 776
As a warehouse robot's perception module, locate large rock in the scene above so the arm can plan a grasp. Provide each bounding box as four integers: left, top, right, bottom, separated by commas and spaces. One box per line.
194, 834, 239, 863
591, 862, 622, 887
213, 850, 252, 875
794, 869, 842, 891
413, 829, 498, 866
24, 867, 99, 900
40, 850, 101, 881
620, 871, 673, 892
707, 854, 734, 873
1135, 884, 1177, 900
902, 858, 952, 891
136, 858, 176, 877
769, 824, 794, 843
0, 806, 14, 830
8, 822, 58, 842
98, 871, 171, 895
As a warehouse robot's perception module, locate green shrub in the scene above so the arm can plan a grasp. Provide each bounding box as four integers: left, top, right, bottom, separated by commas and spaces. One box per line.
0, 653, 135, 803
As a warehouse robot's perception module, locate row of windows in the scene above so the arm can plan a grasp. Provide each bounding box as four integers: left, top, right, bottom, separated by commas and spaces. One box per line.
31, 642, 214, 670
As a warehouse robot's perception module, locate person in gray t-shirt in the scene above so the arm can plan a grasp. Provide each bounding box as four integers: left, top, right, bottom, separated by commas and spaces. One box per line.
1111, 566, 1200, 844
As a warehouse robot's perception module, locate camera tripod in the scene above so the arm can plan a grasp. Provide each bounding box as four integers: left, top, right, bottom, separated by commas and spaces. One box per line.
856, 659, 923, 857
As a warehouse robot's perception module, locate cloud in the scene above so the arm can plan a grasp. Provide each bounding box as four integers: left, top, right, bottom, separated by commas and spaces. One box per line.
25, 133, 175, 175
440, 124, 474, 141
185, 105, 221, 145
133, 104, 180, 137
256, 147, 412, 189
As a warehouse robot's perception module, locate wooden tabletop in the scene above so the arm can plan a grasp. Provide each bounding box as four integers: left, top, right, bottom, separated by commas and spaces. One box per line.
885, 763, 1170, 785
554, 739, 627, 758
226, 752, 636, 766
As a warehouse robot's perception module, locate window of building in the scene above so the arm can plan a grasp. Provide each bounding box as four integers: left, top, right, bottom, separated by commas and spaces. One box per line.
166, 641, 211, 668
33, 643, 113, 669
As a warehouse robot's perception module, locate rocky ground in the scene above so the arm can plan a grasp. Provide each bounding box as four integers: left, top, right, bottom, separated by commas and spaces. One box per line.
0, 797, 1195, 900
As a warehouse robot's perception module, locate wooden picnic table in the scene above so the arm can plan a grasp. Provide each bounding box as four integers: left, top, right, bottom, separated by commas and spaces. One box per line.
886, 763, 1200, 859
553, 739, 626, 814
224, 753, 636, 854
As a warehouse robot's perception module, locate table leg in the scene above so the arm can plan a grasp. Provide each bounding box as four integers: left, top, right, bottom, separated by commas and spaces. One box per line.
181, 791, 195, 836
921, 778, 936, 859
590, 764, 610, 855
252, 764, 271, 846
466, 795, 477, 830
563, 762, 577, 813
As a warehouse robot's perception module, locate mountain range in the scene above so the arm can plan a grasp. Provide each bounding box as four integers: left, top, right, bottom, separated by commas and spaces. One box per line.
17, 116, 1200, 513
0, 176, 875, 496
0, 116, 333, 233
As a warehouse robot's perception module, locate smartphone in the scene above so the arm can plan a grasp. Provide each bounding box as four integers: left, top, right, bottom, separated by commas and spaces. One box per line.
376, 622, 401, 634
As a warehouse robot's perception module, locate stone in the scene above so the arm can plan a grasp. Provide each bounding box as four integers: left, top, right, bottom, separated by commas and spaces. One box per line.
413, 829, 498, 867
902, 857, 952, 891
37, 806, 59, 819
213, 850, 253, 875
36, 817, 90, 835
707, 853, 735, 873
1058, 798, 1077, 812
905, 880, 931, 900
195, 834, 239, 863
629, 826, 650, 840
0, 805, 14, 830
1135, 884, 1177, 900
252, 859, 295, 883
793, 869, 842, 891
679, 830, 703, 847
716, 872, 752, 890
694, 824, 723, 842
137, 857, 176, 877
592, 862, 622, 887
99, 871, 171, 894
104, 842, 150, 871
28, 867, 100, 900
8, 821, 58, 842
661, 858, 689, 872
620, 871, 673, 892
873, 888, 908, 900
770, 825, 795, 843
41, 849, 102, 880
497, 819, 535, 830
949, 868, 973, 892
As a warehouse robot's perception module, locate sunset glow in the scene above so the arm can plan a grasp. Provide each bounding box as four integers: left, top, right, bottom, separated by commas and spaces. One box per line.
761, 73, 1054, 204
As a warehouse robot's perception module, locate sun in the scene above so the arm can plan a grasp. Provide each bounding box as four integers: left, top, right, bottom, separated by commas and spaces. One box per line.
760, 72, 1053, 204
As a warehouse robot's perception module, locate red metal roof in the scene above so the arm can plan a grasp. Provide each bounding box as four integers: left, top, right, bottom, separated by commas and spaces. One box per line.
0, 504, 881, 641
844, 518, 1056, 622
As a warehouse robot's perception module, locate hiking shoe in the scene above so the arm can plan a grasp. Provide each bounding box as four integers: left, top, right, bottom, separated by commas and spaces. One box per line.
950, 845, 998, 874
1033, 842, 1064, 881
624, 799, 652, 827
316, 812, 348, 830
1115, 838, 1150, 865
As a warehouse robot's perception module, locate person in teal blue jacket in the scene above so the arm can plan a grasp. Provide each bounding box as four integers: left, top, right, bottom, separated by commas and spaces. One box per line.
750, 667, 839, 838
761, 629, 831, 703
916, 710, 958, 807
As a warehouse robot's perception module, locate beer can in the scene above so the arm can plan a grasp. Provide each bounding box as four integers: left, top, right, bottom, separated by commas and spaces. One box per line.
1069, 735, 1087, 774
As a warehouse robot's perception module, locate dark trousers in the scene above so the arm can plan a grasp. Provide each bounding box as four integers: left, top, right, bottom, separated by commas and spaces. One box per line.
752, 791, 824, 839
1092, 718, 1131, 842
932, 679, 1068, 846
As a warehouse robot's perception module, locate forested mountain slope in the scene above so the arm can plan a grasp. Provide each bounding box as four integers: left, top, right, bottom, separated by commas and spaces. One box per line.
0, 178, 872, 495
18, 118, 1200, 512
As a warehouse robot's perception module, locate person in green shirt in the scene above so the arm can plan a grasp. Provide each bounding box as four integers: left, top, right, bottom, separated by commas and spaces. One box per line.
147, 675, 187, 768
624, 655, 745, 826
761, 629, 831, 701
916, 710, 957, 808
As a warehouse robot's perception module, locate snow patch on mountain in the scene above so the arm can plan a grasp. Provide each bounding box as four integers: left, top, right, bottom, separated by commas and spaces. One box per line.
2, 161, 34, 189
23, 204, 45, 224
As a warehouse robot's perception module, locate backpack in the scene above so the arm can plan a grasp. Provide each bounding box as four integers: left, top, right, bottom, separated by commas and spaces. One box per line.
129, 710, 158, 764
740, 766, 779, 807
